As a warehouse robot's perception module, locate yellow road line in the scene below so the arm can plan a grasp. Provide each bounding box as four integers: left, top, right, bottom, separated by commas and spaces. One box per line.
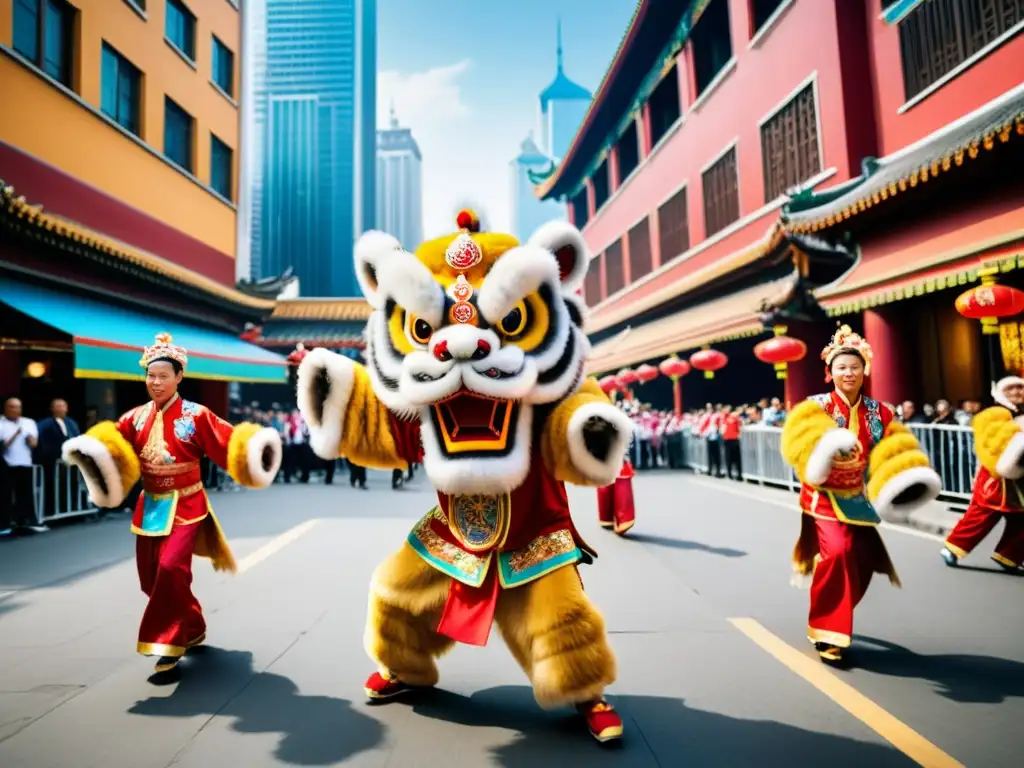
728, 618, 965, 768
236, 519, 320, 574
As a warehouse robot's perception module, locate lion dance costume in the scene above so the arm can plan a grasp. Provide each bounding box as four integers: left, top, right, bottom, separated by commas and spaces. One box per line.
297, 211, 634, 742
62, 333, 283, 673
780, 325, 941, 663
941, 375, 1024, 571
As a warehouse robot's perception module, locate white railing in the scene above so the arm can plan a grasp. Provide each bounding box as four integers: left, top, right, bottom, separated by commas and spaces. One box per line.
680, 421, 976, 501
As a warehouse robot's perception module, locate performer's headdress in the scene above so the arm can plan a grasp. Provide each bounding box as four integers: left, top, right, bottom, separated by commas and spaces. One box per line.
992, 375, 1024, 412
140, 332, 188, 371
821, 323, 872, 381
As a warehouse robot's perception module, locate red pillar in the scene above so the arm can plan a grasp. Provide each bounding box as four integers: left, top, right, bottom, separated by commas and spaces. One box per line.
198, 380, 229, 418
784, 321, 834, 407
673, 378, 683, 416
862, 308, 910, 407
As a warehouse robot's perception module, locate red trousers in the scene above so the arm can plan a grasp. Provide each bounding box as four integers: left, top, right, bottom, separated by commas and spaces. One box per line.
806, 517, 896, 648
597, 477, 636, 534
136, 521, 206, 657
945, 501, 1024, 567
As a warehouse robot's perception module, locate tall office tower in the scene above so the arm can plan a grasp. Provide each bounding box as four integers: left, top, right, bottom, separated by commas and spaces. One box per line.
244, 0, 376, 297
375, 105, 423, 249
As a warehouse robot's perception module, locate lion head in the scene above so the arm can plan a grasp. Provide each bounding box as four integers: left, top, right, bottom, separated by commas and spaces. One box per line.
353, 211, 591, 495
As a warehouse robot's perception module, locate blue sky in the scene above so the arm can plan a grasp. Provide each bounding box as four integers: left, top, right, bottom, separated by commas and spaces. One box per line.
377, 0, 638, 237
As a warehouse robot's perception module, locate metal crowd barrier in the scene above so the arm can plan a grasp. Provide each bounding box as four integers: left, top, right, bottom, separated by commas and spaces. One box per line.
31, 460, 98, 524
681, 421, 976, 501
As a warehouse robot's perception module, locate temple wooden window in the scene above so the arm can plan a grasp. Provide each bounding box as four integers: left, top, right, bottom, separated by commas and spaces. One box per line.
164, 97, 195, 173
617, 121, 640, 183
750, 0, 787, 35
648, 65, 681, 147
628, 218, 653, 283
570, 188, 589, 229
605, 240, 625, 296
658, 186, 690, 262
702, 147, 740, 237
898, 0, 1024, 101
592, 159, 610, 212
101, 43, 142, 137
692, 0, 733, 98
584, 254, 603, 307
13, 0, 77, 88
760, 83, 821, 202
210, 134, 233, 201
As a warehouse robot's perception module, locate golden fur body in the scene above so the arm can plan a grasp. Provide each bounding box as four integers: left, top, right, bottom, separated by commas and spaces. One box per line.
297, 217, 632, 709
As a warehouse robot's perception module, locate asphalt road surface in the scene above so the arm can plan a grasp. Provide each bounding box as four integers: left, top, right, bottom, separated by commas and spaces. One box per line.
0, 470, 1021, 767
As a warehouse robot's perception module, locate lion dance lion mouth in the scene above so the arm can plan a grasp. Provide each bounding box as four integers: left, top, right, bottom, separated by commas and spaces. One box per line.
429, 389, 518, 456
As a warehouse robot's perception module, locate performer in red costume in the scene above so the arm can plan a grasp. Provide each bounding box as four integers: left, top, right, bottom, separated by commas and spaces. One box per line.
63, 333, 282, 674
781, 325, 941, 664
941, 375, 1024, 572
597, 460, 636, 534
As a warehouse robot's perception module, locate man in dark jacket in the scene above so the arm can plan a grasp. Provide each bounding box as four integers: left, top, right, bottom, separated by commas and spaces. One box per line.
35, 398, 81, 517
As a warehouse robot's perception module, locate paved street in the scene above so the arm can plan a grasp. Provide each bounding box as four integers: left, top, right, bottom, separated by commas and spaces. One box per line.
0, 470, 1021, 767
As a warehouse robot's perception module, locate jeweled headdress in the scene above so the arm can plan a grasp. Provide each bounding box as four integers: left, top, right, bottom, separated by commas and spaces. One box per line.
140, 332, 188, 370
821, 324, 872, 379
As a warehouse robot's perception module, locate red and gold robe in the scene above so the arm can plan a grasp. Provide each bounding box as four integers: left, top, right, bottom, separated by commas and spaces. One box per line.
597, 460, 636, 535
788, 391, 900, 649
115, 393, 241, 656
946, 405, 1024, 567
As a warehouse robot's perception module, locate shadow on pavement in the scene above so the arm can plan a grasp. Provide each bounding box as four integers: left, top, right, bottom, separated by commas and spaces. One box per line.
853, 636, 1024, 704
407, 685, 910, 767
625, 532, 747, 558
128, 647, 385, 765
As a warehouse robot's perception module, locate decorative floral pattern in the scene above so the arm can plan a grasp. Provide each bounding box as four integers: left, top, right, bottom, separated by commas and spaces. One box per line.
864, 397, 884, 446
450, 494, 503, 549
505, 529, 576, 574
411, 509, 488, 579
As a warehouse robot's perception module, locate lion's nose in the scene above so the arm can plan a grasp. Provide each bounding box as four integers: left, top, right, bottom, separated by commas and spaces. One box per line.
433, 338, 490, 362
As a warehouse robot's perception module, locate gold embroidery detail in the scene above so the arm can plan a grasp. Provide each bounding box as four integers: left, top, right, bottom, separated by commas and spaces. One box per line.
413, 510, 488, 576
447, 493, 510, 552
506, 529, 576, 574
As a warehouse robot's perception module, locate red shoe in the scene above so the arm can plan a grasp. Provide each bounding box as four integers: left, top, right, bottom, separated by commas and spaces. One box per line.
364, 670, 413, 701
577, 699, 624, 743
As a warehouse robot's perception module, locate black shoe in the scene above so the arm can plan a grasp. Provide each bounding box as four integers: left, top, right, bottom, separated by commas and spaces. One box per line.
153, 656, 180, 673
814, 642, 843, 664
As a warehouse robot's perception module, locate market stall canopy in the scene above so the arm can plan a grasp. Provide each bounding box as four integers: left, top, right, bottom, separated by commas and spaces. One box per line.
2, 278, 288, 383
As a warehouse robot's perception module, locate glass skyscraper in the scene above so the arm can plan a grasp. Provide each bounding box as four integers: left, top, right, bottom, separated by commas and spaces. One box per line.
243, 0, 376, 297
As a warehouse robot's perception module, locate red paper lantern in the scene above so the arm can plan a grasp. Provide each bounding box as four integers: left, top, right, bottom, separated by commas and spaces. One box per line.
955, 275, 1024, 335
635, 363, 659, 383
690, 347, 728, 379
616, 367, 639, 386
658, 356, 691, 379
754, 326, 807, 380
598, 375, 619, 394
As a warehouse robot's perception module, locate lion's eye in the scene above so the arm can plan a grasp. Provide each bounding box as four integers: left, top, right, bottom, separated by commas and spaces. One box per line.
498, 304, 527, 336
410, 317, 433, 344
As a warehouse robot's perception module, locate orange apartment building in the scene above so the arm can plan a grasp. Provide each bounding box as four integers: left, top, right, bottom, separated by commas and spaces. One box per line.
0, 0, 286, 420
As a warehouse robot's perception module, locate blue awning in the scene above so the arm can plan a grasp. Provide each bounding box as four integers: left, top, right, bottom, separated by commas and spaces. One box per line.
1, 277, 287, 383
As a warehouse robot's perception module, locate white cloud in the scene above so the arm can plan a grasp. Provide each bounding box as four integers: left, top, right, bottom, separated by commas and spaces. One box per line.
377, 60, 530, 239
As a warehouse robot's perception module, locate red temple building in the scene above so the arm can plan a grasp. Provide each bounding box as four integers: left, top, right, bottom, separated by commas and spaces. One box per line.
536, 0, 1023, 410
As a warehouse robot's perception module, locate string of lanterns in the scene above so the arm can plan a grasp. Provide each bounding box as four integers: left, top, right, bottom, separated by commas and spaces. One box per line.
596, 268, 1023, 408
